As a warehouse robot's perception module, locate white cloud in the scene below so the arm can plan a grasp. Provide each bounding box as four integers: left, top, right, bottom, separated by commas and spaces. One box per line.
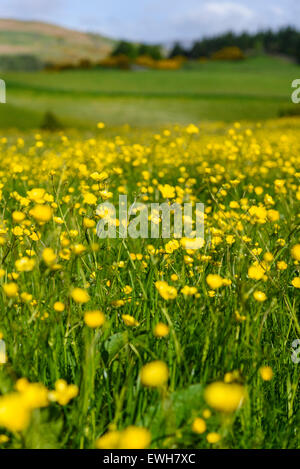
205, 1, 253, 19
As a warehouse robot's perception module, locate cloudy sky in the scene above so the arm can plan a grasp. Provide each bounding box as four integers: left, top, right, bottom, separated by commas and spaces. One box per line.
0, 0, 299, 43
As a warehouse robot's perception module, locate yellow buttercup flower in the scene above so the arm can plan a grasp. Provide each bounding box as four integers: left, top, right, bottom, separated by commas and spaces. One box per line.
15, 379, 49, 409
83, 217, 96, 228
20, 292, 33, 303
186, 123, 199, 134
291, 277, 300, 288
12, 211, 25, 223
83, 192, 97, 205
15, 257, 35, 272
27, 188, 45, 203
207, 432, 221, 444
206, 274, 223, 290
158, 184, 176, 199
249, 205, 267, 224
291, 244, 300, 261
140, 361, 169, 388
277, 261, 287, 271
204, 381, 246, 413
263, 252, 274, 263
267, 209, 280, 222
248, 264, 265, 280
90, 170, 107, 181
180, 237, 204, 250
0, 393, 31, 432
54, 301, 65, 312
48, 379, 78, 406
71, 288, 90, 304
122, 314, 139, 327
112, 299, 125, 308
84, 310, 105, 328
95, 426, 150, 450
202, 409, 212, 419
259, 366, 273, 381
123, 285, 132, 295
12, 226, 23, 236
154, 323, 169, 338
181, 285, 197, 296
253, 290, 267, 302
155, 280, 177, 300
42, 248, 57, 266
95, 430, 121, 449
30, 205, 52, 223
222, 278, 232, 286
118, 426, 151, 449
165, 239, 180, 253
192, 417, 206, 434
72, 244, 86, 255
3, 282, 18, 298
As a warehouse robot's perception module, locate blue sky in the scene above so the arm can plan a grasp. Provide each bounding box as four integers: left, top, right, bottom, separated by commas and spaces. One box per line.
0, 0, 299, 43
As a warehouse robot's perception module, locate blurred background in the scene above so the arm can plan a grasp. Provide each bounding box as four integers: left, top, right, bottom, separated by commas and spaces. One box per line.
0, 0, 299, 130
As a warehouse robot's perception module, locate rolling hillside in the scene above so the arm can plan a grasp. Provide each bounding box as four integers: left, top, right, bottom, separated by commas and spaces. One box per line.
0, 19, 115, 69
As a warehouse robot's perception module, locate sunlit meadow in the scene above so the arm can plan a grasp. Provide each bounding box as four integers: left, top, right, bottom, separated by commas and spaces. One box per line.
0, 118, 299, 448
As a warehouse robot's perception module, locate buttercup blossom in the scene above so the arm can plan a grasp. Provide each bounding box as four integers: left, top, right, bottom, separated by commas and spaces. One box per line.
259, 366, 273, 381
96, 426, 151, 450
140, 361, 169, 387
155, 281, 177, 300
291, 244, 300, 261
154, 323, 169, 337
204, 381, 246, 413
48, 380, 78, 405
29, 205, 52, 223
206, 274, 223, 290
71, 288, 90, 304
84, 310, 105, 328
192, 418, 206, 434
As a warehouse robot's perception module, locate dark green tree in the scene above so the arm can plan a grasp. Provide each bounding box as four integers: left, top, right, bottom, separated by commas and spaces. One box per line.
169, 42, 187, 58
111, 41, 138, 59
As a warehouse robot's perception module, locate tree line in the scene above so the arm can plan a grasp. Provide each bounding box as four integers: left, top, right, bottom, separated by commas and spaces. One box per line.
111, 41, 162, 60
169, 27, 300, 63
112, 27, 300, 63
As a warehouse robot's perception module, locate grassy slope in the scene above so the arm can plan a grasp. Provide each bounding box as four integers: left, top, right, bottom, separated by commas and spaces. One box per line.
0, 19, 114, 64
0, 56, 299, 129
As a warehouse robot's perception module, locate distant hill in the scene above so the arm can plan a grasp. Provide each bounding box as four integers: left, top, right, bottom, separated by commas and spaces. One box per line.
0, 19, 115, 70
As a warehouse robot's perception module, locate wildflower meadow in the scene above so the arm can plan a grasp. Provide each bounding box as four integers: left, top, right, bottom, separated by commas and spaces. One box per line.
0, 118, 299, 449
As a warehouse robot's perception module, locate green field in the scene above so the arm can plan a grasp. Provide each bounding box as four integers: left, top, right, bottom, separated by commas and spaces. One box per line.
1, 56, 299, 129
0, 50, 299, 449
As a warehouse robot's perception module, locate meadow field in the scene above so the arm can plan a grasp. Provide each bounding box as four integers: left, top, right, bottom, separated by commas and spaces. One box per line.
0, 117, 299, 449
0, 55, 299, 450
0, 56, 299, 129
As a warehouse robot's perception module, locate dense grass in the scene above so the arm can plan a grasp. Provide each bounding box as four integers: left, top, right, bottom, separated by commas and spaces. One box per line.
0, 119, 299, 448
1, 56, 299, 128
